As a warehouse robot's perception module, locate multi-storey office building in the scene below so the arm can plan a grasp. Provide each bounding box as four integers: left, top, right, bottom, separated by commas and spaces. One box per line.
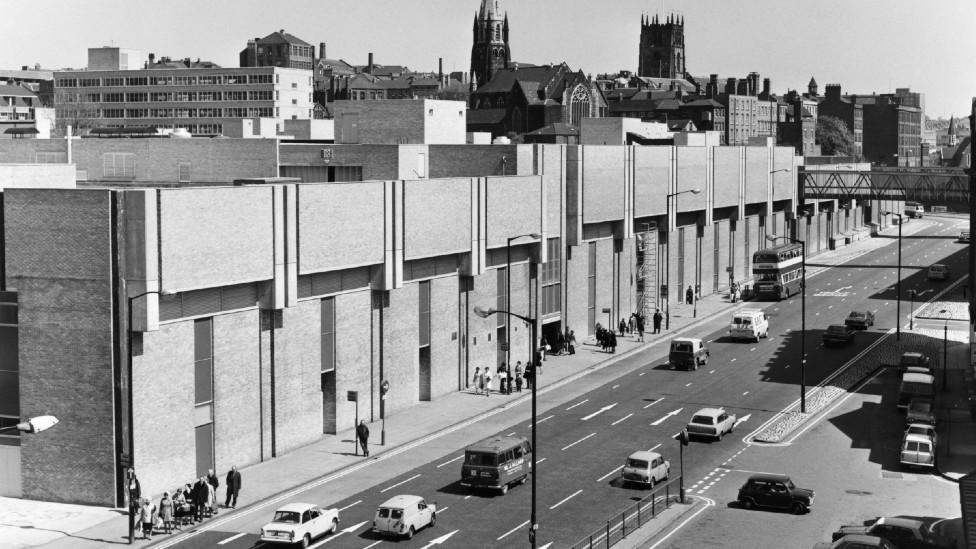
53, 67, 313, 135
0, 137, 892, 506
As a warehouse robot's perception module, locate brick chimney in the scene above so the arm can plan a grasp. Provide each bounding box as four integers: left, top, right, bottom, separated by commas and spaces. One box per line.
708, 74, 718, 97
367, 52, 374, 74
319, 42, 326, 60
148, 53, 155, 65
725, 77, 737, 95
825, 84, 841, 100
762, 78, 771, 97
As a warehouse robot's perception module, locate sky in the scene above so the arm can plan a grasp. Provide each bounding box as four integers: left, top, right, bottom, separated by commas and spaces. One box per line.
3, 0, 974, 119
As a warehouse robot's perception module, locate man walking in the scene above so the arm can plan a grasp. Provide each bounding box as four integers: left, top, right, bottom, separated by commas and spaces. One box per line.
206, 469, 220, 515
514, 361, 523, 392
356, 420, 370, 457
224, 466, 241, 509
653, 309, 663, 334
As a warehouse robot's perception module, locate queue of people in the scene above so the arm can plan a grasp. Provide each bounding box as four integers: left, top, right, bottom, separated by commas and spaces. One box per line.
130, 466, 242, 540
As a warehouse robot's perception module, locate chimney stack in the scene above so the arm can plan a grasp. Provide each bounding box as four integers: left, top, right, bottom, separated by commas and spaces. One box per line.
367, 52, 374, 74
149, 53, 155, 65
726, 77, 737, 95
319, 42, 326, 60
762, 78, 771, 97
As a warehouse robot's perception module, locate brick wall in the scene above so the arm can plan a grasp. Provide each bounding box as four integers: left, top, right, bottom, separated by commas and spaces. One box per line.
430, 276, 460, 398
213, 309, 262, 472
273, 300, 323, 453
382, 282, 419, 415
335, 290, 373, 433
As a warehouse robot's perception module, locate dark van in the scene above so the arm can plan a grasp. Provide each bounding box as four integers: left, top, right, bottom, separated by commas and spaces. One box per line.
460, 435, 532, 495
898, 372, 934, 409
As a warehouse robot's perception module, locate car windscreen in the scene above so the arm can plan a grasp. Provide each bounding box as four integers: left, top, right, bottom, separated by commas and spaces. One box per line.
274, 511, 300, 523
465, 451, 498, 466
691, 415, 714, 425
626, 458, 649, 468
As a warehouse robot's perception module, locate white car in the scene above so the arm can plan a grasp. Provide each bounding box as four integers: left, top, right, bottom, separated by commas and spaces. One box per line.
373, 495, 436, 539
686, 407, 737, 441
261, 503, 340, 547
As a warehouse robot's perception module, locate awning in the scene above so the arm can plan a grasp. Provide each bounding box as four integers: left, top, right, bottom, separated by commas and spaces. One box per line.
3, 127, 38, 134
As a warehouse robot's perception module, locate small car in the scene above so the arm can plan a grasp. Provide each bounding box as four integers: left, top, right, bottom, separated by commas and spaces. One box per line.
959, 231, 971, 243
832, 516, 955, 548
928, 517, 962, 548
844, 311, 875, 330
900, 432, 935, 469
813, 535, 899, 549
899, 352, 932, 374
372, 495, 436, 540
260, 503, 340, 547
686, 407, 737, 441
905, 422, 937, 447
620, 450, 670, 487
928, 264, 950, 281
823, 324, 856, 346
906, 397, 935, 424
736, 473, 814, 514
668, 337, 710, 371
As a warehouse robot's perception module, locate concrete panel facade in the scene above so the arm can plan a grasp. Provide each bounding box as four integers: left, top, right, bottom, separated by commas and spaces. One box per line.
298, 182, 386, 272
713, 147, 740, 208
485, 176, 542, 249
273, 300, 324, 453
581, 146, 626, 224
676, 147, 707, 213
403, 178, 470, 260
745, 147, 770, 204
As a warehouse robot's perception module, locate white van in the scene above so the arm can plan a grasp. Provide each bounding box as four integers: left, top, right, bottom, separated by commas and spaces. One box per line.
729, 309, 769, 342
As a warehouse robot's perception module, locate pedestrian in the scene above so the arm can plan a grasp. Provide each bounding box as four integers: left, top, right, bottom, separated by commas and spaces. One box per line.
524, 362, 534, 390
206, 468, 220, 515
174, 487, 190, 526
540, 335, 548, 361
193, 476, 209, 522
225, 465, 242, 509
126, 467, 141, 528
554, 330, 564, 355
609, 329, 617, 353
472, 366, 482, 394
206, 477, 218, 516
506, 366, 513, 395
636, 314, 645, 341
356, 420, 370, 456
159, 491, 174, 534
653, 309, 663, 334
497, 362, 507, 394
619, 318, 627, 336
484, 367, 493, 396
514, 361, 523, 392
568, 330, 577, 354
686, 286, 694, 305
628, 315, 635, 334
139, 498, 155, 540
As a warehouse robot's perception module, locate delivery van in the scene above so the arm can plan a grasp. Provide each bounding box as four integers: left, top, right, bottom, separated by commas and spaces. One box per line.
460, 435, 532, 494
729, 309, 769, 342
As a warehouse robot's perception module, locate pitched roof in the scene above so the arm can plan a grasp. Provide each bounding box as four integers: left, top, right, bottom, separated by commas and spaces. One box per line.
472, 64, 566, 95
371, 65, 408, 77
258, 30, 311, 47
0, 84, 36, 97
682, 98, 724, 108
466, 108, 507, 124
347, 74, 384, 90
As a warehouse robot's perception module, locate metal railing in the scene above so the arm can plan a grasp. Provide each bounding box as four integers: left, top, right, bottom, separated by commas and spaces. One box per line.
569, 476, 682, 549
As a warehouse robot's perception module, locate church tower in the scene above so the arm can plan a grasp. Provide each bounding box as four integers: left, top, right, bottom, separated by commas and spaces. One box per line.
637, 13, 686, 79
470, 0, 510, 89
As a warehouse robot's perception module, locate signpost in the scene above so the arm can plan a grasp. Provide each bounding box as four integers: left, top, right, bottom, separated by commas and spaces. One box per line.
348, 391, 359, 455
380, 381, 390, 446
602, 307, 611, 332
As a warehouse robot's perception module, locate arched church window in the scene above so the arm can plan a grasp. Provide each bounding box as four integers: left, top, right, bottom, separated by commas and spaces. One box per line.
570, 85, 591, 127
495, 25, 501, 41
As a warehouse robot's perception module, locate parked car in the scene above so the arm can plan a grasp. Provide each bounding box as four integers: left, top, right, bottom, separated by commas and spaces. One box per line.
958, 230, 971, 243
736, 473, 814, 514
905, 422, 937, 447
823, 324, 856, 346
928, 264, 951, 281
620, 450, 670, 488
372, 495, 436, 540
900, 432, 935, 469
832, 516, 955, 548
260, 503, 340, 547
928, 517, 962, 549
686, 408, 737, 441
906, 397, 936, 424
668, 337, 710, 371
844, 311, 875, 330
814, 534, 900, 549
899, 352, 932, 374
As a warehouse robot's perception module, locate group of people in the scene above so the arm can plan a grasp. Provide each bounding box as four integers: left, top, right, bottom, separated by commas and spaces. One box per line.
594, 323, 618, 353
128, 466, 242, 541
539, 328, 577, 357
472, 360, 536, 396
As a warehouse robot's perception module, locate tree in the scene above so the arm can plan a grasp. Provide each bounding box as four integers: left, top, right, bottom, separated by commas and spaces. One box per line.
816, 115, 856, 156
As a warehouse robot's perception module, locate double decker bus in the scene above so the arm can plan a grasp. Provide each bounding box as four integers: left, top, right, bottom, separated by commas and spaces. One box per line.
752, 242, 803, 300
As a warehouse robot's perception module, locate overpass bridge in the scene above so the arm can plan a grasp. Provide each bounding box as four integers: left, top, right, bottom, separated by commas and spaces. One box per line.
800, 167, 971, 204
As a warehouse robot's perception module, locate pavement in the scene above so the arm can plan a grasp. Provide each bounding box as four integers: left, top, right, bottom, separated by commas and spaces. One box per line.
1, 217, 970, 549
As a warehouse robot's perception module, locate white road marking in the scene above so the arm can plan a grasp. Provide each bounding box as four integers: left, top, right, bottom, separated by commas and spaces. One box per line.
537, 457, 548, 464
562, 432, 597, 451
436, 456, 463, 468
611, 413, 633, 426
597, 465, 624, 482
498, 520, 530, 541
639, 372, 646, 376
380, 473, 421, 493
651, 408, 683, 426
685, 382, 692, 387
338, 499, 362, 512
218, 533, 246, 545
506, 432, 516, 436
549, 489, 583, 509
566, 399, 589, 411
612, 384, 620, 389
464, 495, 472, 500
709, 369, 715, 374
582, 403, 618, 421
643, 398, 664, 409
730, 358, 737, 362
649, 443, 662, 451
742, 391, 749, 396
750, 347, 756, 352
362, 542, 382, 549
537, 415, 555, 424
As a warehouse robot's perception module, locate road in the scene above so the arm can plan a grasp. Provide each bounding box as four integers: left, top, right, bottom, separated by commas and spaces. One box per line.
167, 216, 968, 549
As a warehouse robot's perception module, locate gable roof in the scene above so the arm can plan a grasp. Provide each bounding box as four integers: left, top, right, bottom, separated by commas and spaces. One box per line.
0, 84, 36, 97
472, 63, 567, 95
258, 30, 311, 47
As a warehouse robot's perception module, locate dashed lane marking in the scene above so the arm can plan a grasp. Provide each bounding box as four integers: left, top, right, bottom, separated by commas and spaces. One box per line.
611, 413, 633, 426
643, 398, 664, 409
338, 500, 361, 512
562, 432, 597, 451
380, 474, 421, 493
597, 466, 624, 482
498, 520, 530, 541
437, 455, 463, 468
566, 399, 589, 411
218, 533, 246, 545
549, 489, 583, 509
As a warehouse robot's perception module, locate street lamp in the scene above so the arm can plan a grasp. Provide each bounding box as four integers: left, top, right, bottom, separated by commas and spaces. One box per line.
506, 233, 541, 374
0, 415, 59, 434
881, 211, 903, 340
474, 305, 538, 547
665, 188, 701, 330
767, 233, 807, 413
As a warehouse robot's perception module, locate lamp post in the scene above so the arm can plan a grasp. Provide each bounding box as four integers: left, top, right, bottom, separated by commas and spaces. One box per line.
0, 415, 59, 434
665, 188, 701, 330
475, 305, 538, 547
507, 234, 541, 373
126, 289, 160, 544
881, 211, 903, 340
908, 289, 915, 330
767, 233, 806, 413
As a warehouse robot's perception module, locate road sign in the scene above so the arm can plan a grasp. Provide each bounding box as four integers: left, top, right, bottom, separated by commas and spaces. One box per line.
602, 307, 611, 313
726, 266, 734, 273
347, 390, 358, 402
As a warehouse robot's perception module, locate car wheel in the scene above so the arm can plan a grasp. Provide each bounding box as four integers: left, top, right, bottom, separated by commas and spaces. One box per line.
717, 430, 723, 441
520, 475, 528, 485
301, 533, 311, 548
500, 483, 508, 495
741, 498, 754, 510
791, 502, 806, 515
406, 526, 415, 540
430, 513, 436, 528
330, 517, 338, 534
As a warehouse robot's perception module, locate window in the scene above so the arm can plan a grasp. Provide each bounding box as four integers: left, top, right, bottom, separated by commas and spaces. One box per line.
570, 85, 591, 127
79, 78, 100, 87
175, 75, 197, 86
321, 297, 335, 373
496, 267, 507, 329
249, 74, 273, 84
194, 318, 213, 405
0, 292, 19, 447
125, 77, 148, 86
125, 92, 147, 102
291, 82, 298, 89
104, 92, 124, 102
150, 76, 173, 86
249, 90, 273, 101
541, 238, 561, 316
103, 152, 135, 178
587, 242, 596, 333
418, 281, 430, 347
56, 78, 77, 87
103, 77, 124, 86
